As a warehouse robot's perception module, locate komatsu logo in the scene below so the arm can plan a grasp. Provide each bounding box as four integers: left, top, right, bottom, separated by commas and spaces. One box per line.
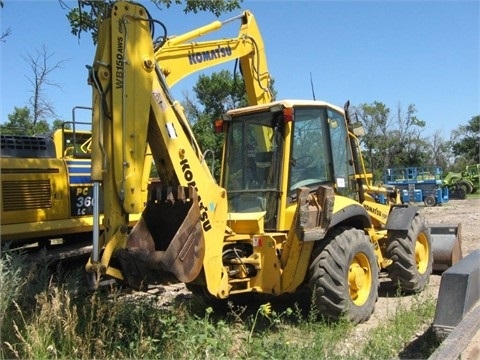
363, 203, 387, 220
180, 158, 212, 232
115, 36, 124, 89
188, 45, 232, 65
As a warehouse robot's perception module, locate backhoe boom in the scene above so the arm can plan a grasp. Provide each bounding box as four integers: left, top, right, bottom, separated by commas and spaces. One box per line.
87, 1, 271, 291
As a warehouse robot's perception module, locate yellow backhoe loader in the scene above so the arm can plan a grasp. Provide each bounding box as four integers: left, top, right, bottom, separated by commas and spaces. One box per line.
86, 1, 461, 324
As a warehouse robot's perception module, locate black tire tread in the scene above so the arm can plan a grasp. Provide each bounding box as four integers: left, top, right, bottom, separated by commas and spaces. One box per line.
386, 215, 433, 294
308, 227, 379, 324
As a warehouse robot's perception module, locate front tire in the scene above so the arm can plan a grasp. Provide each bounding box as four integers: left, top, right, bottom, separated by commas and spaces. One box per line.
308, 227, 379, 324
386, 214, 432, 294
450, 186, 466, 199
424, 195, 436, 207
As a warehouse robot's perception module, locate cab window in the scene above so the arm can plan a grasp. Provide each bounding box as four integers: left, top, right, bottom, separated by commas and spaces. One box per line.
289, 107, 332, 191
327, 108, 355, 191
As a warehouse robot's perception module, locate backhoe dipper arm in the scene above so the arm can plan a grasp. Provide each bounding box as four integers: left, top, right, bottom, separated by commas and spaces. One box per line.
155, 10, 272, 105
88, 1, 229, 292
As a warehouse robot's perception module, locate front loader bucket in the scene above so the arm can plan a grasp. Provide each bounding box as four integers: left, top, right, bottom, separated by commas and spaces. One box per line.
116, 186, 205, 289
430, 223, 463, 272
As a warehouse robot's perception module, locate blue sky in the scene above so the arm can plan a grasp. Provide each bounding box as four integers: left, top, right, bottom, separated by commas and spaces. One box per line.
1, 0, 479, 137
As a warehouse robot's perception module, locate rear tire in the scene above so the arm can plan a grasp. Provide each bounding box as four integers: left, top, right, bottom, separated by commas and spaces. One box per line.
424, 195, 436, 207
457, 180, 473, 195
308, 227, 379, 324
386, 215, 432, 294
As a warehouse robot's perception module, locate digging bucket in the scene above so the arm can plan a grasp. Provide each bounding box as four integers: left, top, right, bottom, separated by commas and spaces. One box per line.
116, 185, 205, 289
430, 223, 463, 272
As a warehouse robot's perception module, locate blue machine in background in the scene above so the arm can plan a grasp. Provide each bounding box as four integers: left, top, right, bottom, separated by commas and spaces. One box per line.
383, 166, 449, 207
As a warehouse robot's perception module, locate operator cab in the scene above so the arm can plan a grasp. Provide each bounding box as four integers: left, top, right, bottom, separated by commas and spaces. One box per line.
220, 100, 356, 230
57, 124, 93, 158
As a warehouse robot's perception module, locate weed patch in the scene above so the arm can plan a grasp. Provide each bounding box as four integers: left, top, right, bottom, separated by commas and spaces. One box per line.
1, 249, 440, 359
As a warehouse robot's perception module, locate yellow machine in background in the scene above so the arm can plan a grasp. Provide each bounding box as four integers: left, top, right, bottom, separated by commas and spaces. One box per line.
87, 1, 461, 324
0, 117, 103, 246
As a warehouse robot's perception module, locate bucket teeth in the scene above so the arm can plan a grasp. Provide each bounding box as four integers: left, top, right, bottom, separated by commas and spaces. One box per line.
147, 183, 197, 203
166, 186, 175, 203
177, 186, 186, 202
119, 184, 203, 288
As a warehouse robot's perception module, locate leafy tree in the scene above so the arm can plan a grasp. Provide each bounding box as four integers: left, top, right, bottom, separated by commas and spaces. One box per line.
183, 69, 275, 179
52, 119, 69, 131
353, 101, 392, 180
0, 106, 49, 135
191, 70, 250, 117
450, 115, 480, 165
388, 103, 429, 167
182, 70, 241, 179
427, 130, 451, 170
63, 0, 243, 44
354, 102, 429, 182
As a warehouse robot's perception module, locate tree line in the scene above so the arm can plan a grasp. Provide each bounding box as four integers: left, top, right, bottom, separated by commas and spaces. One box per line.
1, 0, 478, 180
352, 102, 479, 181
181, 72, 479, 180
2, 58, 477, 181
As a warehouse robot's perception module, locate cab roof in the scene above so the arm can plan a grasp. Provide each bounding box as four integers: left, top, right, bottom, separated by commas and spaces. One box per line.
225, 99, 345, 116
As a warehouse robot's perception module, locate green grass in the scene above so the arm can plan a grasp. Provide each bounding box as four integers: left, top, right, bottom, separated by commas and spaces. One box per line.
466, 192, 480, 199
359, 295, 438, 359
1, 248, 439, 360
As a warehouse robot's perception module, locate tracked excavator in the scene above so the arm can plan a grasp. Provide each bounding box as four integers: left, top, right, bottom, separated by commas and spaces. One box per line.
0, 109, 104, 248
87, 1, 461, 324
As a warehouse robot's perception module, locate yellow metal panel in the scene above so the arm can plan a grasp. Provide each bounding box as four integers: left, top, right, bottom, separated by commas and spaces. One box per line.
1, 158, 69, 225
90, 17, 111, 182
250, 235, 282, 294
110, 2, 153, 214
226, 212, 265, 234
148, 82, 229, 298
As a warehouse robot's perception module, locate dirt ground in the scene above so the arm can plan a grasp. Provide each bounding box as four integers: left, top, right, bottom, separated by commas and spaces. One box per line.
422, 198, 479, 257
161, 198, 480, 311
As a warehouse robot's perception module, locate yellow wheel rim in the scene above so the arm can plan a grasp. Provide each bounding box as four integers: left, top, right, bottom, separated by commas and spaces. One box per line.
348, 252, 372, 306
416, 232, 429, 274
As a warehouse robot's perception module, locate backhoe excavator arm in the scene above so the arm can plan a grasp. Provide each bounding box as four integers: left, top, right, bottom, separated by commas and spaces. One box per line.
86, 1, 271, 294
155, 10, 271, 105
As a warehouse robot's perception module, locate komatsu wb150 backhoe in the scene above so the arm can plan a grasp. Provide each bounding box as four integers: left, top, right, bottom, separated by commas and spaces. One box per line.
87, 1, 461, 324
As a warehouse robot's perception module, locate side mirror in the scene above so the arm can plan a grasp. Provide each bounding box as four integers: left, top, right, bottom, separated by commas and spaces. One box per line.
328, 118, 338, 129
351, 122, 365, 137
